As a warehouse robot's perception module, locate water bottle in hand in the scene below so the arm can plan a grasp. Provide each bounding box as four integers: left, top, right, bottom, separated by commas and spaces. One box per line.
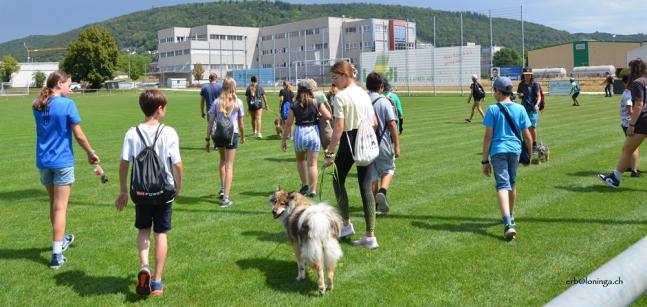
94, 164, 108, 184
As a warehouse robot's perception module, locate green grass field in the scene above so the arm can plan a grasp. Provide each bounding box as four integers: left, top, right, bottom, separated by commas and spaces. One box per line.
1, 90, 646, 306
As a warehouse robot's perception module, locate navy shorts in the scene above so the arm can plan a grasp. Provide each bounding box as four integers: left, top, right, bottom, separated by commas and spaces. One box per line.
135, 202, 172, 233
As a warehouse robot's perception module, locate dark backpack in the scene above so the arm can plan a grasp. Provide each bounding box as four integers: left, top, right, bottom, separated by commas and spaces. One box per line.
130, 125, 176, 205
473, 83, 485, 98
211, 108, 235, 146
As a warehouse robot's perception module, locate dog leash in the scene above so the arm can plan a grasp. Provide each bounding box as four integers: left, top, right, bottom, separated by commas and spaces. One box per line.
319, 162, 338, 202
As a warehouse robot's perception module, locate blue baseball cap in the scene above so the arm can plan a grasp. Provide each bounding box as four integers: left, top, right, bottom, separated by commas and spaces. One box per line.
493, 76, 513, 94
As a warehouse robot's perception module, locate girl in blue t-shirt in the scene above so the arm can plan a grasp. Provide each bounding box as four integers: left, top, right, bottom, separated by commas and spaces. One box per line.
32, 71, 100, 269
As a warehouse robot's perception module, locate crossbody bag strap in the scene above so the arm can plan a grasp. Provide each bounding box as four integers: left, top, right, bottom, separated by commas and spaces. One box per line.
496, 103, 522, 142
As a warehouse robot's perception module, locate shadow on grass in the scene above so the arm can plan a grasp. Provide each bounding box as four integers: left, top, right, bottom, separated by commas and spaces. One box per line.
179, 146, 207, 151
566, 171, 604, 177
0, 188, 48, 201
554, 184, 644, 193
176, 194, 217, 205
264, 157, 294, 163
0, 247, 49, 265
382, 213, 647, 225
236, 258, 319, 296
54, 270, 144, 302
241, 230, 285, 243
411, 221, 502, 241
241, 190, 275, 197
257, 135, 282, 141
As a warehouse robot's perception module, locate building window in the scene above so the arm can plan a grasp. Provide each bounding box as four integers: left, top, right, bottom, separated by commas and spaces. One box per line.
361, 25, 371, 33
262, 35, 273, 41
276, 33, 286, 39
183, 49, 190, 55
289, 31, 300, 38
345, 27, 356, 33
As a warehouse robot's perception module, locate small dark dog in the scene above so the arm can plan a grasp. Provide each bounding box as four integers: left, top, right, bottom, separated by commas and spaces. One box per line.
538, 143, 550, 164
274, 118, 283, 137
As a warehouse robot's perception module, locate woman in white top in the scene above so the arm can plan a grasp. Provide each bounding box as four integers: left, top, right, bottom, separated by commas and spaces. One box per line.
205, 77, 246, 207
323, 61, 379, 249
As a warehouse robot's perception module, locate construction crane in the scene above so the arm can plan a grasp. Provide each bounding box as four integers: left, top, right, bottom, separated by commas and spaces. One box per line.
24, 43, 66, 62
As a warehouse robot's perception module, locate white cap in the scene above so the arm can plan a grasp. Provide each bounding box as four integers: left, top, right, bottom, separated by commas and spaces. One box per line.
471, 74, 478, 79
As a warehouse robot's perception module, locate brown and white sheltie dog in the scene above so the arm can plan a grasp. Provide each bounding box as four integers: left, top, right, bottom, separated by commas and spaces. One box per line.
269, 188, 343, 295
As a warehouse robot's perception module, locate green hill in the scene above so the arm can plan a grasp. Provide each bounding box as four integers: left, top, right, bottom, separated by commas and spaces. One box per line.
0, 1, 643, 63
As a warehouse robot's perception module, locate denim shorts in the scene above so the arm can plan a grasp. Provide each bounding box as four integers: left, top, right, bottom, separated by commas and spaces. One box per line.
491, 153, 519, 191
371, 151, 396, 180
294, 125, 321, 152
528, 112, 539, 128
214, 133, 239, 150
39, 167, 75, 186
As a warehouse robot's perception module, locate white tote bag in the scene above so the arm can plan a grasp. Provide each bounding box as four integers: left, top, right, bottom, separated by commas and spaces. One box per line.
346, 102, 379, 166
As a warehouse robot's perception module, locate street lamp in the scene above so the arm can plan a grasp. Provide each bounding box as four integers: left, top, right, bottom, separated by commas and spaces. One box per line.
24, 42, 30, 62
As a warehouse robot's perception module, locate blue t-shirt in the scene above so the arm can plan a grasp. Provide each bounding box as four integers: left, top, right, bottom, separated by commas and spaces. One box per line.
33, 96, 81, 169
482, 102, 531, 156
200, 82, 223, 111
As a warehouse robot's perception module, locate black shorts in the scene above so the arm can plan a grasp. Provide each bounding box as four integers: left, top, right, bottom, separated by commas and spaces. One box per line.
572, 92, 579, 99
622, 125, 628, 136
634, 112, 647, 135
248, 102, 262, 112
135, 202, 172, 233
214, 133, 239, 150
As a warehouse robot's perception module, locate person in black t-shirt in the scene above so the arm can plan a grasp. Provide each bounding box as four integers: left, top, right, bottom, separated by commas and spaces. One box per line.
465, 74, 485, 123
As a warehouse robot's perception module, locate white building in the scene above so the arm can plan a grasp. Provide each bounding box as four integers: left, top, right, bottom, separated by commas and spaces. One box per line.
153, 17, 417, 86
360, 44, 482, 87
627, 45, 647, 65
9, 62, 59, 88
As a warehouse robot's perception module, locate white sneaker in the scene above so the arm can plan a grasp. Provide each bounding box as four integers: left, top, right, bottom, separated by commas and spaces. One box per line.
339, 224, 355, 238
353, 236, 379, 249
257, 132, 263, 139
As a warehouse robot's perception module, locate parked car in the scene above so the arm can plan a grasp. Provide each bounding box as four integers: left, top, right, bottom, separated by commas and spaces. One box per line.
70, 82, 82, 91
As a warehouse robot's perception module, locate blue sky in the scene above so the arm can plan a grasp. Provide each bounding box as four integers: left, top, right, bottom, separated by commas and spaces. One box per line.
2, 0, 642, 44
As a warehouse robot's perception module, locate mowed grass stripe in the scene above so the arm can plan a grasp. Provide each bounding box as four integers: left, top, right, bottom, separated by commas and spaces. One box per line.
1, 91, 646, 305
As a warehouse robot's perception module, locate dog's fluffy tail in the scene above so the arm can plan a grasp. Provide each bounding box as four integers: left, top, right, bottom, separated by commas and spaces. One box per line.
299, 204, 343, 267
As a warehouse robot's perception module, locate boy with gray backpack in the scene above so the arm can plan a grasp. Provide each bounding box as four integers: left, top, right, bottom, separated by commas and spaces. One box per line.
115, 90, 183, 296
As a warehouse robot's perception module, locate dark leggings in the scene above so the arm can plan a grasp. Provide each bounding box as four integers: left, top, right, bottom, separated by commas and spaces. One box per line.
333, 130, 376, 232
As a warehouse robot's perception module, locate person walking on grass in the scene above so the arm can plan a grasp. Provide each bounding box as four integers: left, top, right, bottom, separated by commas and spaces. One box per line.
33, 70, 100, 269
199, 73, 222, 120
323, 61, 379, 249
245, 75, 269, 138
619, 75, 641, 177
482, 77, 532, 241
115, 90, 183, 296
517, 67, 541, 152
602, 72, 614, 97
206, 77, 246, 207
465, 74, 486, 123
598, 59, 647, 188
280, 79, 332, 198
366, 72, 400, 215
569, 77, 581, 106
278, 80, 294, 139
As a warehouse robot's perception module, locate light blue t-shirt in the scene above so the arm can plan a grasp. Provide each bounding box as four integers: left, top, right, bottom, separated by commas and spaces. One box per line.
482, 102, 531, 156
33, 96, 81, 168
